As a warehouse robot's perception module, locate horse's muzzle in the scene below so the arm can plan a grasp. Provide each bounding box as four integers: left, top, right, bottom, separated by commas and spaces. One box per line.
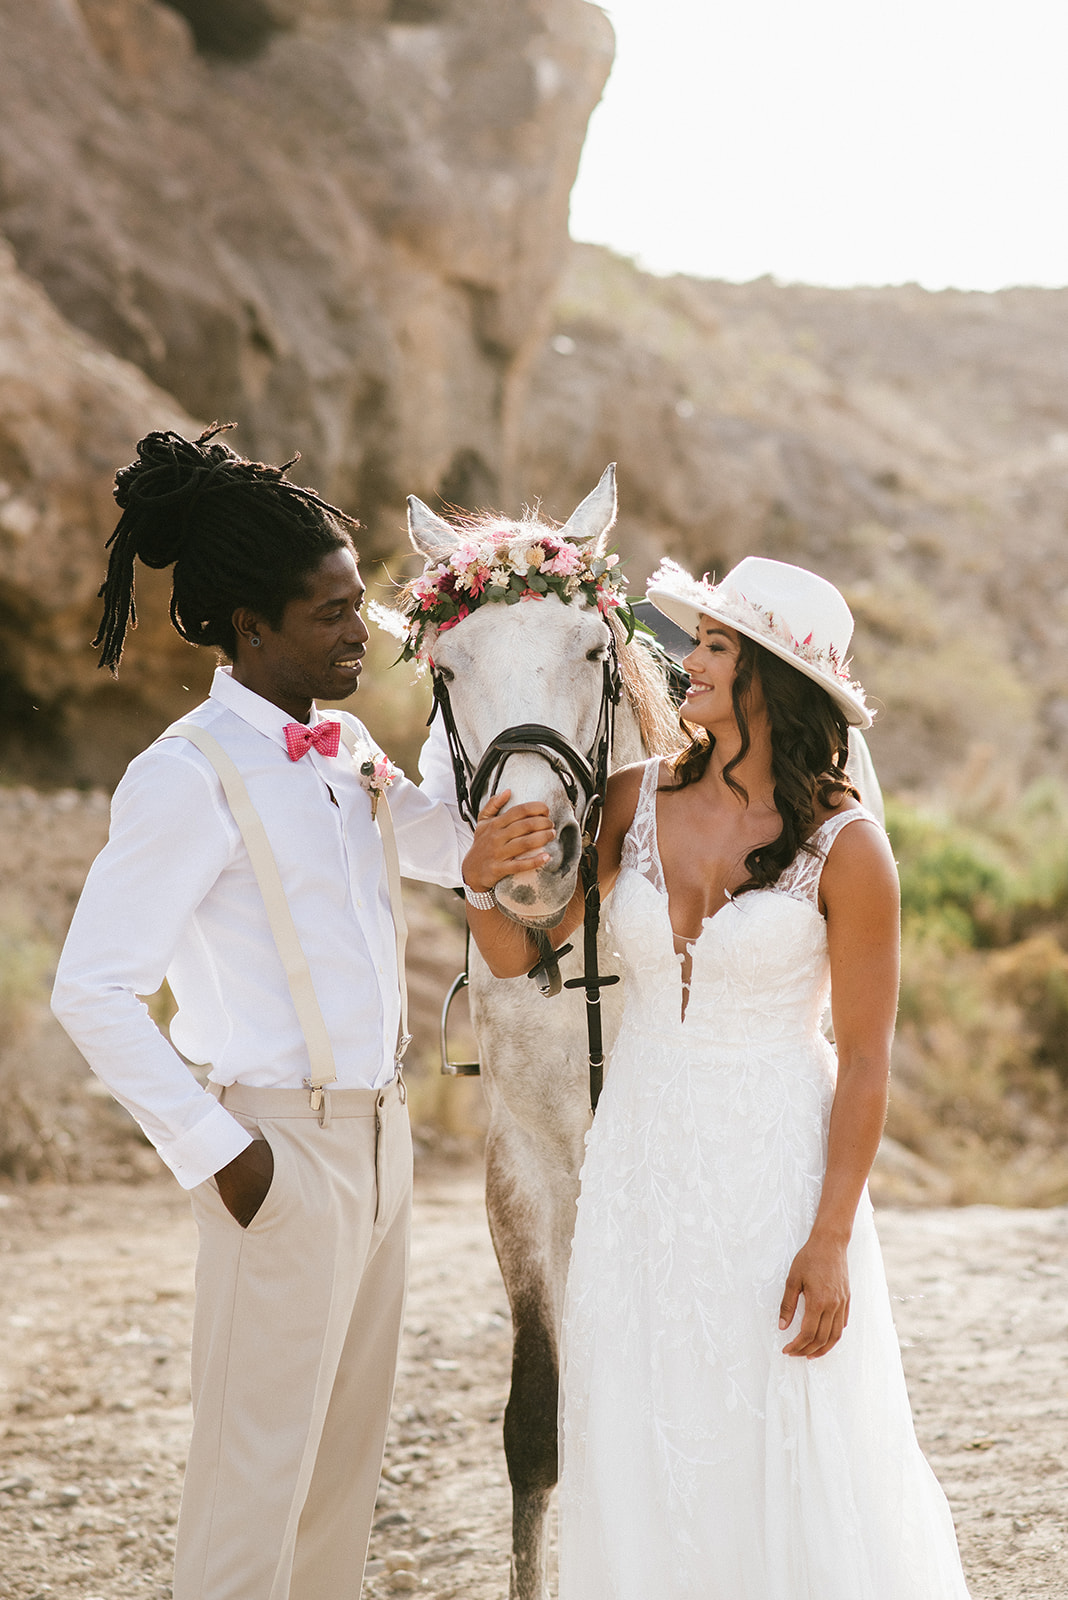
493, 840, 582, 928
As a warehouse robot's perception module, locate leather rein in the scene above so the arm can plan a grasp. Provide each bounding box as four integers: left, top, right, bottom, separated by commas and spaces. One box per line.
429, 641, 623, 1112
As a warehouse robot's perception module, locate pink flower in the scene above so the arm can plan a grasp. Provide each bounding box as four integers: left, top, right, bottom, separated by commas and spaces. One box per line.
437, 603, 470, 634
543, 545, 583, 577
520, 588, 546, 601
359, 749, 398, 818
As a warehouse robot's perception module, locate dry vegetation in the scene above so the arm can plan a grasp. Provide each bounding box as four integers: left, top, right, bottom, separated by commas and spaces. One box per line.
7, 737, 1068, 1204
887, 767, 1068, 1203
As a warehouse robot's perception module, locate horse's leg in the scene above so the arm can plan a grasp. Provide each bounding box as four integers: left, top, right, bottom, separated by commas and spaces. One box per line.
484, 1115, 580, 1600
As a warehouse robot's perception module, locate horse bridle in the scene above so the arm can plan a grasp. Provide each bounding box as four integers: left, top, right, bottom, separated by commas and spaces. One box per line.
430, 637, 624, 1112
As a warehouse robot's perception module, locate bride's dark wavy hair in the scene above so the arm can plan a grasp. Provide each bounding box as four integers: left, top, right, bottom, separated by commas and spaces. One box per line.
671, 633, 857, 894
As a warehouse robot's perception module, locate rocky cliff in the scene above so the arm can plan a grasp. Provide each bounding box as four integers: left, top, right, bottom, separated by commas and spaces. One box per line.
0, 0, 611, 782
3, 0, 1068, 795
518, 246, 1068, 790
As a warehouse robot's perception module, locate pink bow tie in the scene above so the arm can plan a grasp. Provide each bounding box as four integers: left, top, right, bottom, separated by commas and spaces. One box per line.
283, 720, 341, 762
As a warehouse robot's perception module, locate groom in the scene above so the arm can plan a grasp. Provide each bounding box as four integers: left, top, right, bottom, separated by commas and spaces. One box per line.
51, 427, 469, 1600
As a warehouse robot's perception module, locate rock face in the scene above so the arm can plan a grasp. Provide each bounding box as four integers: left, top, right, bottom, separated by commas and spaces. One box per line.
0, 0, 610, 518
518, 246, 1068, 789
0, 238, 209, 784
4, 1, 1068, 795
0, 0, 611, 781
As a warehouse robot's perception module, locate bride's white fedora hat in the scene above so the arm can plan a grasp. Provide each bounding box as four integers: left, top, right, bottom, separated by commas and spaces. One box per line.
645, 555, 872, 729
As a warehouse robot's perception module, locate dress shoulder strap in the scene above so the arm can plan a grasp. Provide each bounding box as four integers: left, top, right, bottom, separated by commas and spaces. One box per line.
619, 757, 667, 892
817, 805, 882, 852
776, 805, 882, 908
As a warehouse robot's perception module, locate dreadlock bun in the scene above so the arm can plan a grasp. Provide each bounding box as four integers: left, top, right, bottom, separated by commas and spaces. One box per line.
94, 423, 357, 673
111, 428, 246, 569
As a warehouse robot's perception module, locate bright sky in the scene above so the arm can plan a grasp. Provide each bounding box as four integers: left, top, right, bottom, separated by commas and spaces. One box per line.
569, 0, 1068, 291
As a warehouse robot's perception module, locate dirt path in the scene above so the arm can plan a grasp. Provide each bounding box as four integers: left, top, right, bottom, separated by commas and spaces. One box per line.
0, 1172, 1065, 1599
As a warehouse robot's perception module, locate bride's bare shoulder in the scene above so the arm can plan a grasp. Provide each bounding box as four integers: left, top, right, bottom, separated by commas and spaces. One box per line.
604, 761, 653, 821
812, 788, 865, 828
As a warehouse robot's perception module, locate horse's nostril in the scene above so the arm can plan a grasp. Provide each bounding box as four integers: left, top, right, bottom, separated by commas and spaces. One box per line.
555, 821, 581, 875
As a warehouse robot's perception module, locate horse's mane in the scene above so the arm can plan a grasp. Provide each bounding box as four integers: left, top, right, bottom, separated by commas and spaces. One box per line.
612, 618, 682, 757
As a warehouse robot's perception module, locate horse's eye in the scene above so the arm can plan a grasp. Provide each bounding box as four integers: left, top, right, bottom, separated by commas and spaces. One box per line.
437, 666, 455, 684
586, 646, 607, 663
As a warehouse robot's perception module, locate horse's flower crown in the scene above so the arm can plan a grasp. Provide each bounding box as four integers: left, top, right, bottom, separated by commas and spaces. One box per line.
372, 524, 637, 664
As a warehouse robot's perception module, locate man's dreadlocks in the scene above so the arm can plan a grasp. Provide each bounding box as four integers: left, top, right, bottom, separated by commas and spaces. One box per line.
94, 423, 357, 672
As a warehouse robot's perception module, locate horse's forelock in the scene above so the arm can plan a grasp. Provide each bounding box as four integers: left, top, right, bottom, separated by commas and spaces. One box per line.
437, 507, 554, 542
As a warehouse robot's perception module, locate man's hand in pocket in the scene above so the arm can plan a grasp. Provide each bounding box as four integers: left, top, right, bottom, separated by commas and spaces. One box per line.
215, 1138, 274, 1228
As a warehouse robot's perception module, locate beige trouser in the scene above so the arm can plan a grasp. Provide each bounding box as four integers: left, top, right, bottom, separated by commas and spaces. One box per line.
173, 1077, 412, 1600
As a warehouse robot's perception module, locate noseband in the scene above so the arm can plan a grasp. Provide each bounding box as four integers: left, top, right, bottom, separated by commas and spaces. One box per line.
430, 642, 622, 836
430, 639, 624, 1112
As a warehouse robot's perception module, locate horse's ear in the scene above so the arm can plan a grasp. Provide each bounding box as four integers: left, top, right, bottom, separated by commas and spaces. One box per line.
559, 464, 617, 552
407, 496, 460, 560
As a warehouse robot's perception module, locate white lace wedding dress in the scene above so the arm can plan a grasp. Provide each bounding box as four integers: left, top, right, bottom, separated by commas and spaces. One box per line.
558, 759, 971, 1600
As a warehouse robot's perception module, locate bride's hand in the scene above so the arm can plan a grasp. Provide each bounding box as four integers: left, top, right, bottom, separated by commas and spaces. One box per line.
778, 1234, 851, 1358
462, 789, 555, 893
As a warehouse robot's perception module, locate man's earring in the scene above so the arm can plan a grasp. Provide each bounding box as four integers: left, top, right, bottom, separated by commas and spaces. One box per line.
250, 635, 261, 647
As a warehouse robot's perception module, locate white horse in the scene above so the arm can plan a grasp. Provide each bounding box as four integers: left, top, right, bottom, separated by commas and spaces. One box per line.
404, 468, 677, 1600
403, 472, 883, 1600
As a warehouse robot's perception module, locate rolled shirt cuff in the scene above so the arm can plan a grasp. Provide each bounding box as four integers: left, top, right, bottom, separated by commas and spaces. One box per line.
154, 1099, 254, 1190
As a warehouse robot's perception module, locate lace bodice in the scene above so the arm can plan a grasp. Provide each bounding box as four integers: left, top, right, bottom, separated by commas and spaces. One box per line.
611, 758, 880, 1044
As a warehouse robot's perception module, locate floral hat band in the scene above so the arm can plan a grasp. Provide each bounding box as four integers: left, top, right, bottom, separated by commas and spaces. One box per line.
645, 556, 872, 728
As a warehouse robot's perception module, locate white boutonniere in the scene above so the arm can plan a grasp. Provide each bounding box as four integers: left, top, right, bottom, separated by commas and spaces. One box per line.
358, 751, 398, 820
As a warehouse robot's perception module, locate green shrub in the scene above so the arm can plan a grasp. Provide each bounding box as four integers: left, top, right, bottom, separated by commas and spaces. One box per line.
885, 787, 1068, 1203
886, 796, 1014, 947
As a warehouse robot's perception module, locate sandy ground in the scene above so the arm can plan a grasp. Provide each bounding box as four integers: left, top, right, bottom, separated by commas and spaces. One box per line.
0, 1169, 1065, 1600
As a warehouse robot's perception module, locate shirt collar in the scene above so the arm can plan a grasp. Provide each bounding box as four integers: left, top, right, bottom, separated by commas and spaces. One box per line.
209, 665, 331, 749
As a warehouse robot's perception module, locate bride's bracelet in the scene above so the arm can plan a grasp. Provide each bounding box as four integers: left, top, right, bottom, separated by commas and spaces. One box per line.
463, 882, 497, 911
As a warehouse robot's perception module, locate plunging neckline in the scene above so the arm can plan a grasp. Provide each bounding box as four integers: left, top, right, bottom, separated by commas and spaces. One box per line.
647, 764, 835, 1022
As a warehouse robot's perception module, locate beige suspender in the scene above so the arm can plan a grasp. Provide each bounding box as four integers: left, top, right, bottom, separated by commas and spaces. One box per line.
161, 719, 410, 1116
336, 724, 411, 1063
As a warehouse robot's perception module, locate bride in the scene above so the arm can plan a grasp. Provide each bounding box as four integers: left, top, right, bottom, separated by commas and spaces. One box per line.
461, 555, 971, 1599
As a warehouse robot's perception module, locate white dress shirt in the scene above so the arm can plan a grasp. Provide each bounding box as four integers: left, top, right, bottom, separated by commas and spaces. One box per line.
52, 668, 469, 1190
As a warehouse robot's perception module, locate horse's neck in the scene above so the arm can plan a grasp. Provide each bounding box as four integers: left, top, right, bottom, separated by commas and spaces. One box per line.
609, 693, 649, 769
